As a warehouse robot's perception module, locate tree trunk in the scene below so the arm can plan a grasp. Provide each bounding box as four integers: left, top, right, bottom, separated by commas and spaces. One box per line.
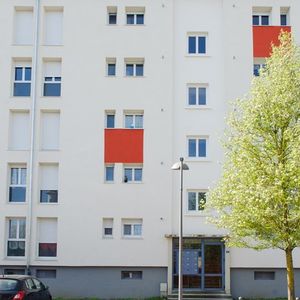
285, 247, 296, 300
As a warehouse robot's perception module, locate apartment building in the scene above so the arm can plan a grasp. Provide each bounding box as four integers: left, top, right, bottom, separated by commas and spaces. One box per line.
0, 0, 299, 298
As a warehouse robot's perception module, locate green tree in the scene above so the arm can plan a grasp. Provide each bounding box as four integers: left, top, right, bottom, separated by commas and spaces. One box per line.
209, 32, 300, 300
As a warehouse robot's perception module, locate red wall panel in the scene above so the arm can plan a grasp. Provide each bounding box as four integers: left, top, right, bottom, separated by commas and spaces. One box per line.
253, 26, 291, 57
105, 129, 143, 163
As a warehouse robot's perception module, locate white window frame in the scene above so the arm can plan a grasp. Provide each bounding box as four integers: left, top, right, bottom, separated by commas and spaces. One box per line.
123, 165, 143, 183
13, 62, 32, 97
187, 32, 208, 55
124, 59, 144, 77
125, 7, 145, 25
106, 58, 116, 76
107, 6, 117, 25
187, 190, 207, 213
187, 84, 208, 107
9, 166, 27, 203
105, 164, 115, 183
252, 7, 272, 26
124, 113, 144, 129
105, 111, 115, 128
122, 219, 143, 238
187, 136, 208, 159
7, 218, 26, 257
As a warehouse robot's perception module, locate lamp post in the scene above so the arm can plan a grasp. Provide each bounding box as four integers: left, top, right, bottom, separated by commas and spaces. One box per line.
172, 157, 189, 300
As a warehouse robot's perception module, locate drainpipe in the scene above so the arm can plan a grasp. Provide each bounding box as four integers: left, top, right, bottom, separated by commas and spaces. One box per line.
26, 0, 40, 274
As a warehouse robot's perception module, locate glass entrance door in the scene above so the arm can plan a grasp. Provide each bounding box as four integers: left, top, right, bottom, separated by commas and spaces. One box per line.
173, 239, 224, 291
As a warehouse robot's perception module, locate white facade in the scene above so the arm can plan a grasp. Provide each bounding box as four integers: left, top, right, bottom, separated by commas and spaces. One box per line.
0, 0, 299, 298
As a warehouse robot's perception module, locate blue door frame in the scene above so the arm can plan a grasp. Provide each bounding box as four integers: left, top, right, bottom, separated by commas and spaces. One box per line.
173, 239, 225, 291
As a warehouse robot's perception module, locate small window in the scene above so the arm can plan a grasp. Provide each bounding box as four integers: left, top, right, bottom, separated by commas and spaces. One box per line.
105, 165, 114, 182
280, 7, 289, 26
121, 271, 143, 279
36, 269, 57, 278
188, 138, 207, 158
13, 64, 32, 97
43, 61, 62, 97
122, 219, 143, 237
253, 60, 266, 76
125, 114, 143, 129
9, 167, 27, 202
106, 58, 116, 76
124, 166, 143, 183
103, 218, 113, 238
125, 7, 145, 25
188, 191, 207, 211
188, 34, 207, 54
4, 269, 25, 275
105, 112, 115, 128
125, 59, 144, 77
107, 6, 117, 25
7, 218, 26, 257
188, 85, 207, 106
254, 271, 275, 280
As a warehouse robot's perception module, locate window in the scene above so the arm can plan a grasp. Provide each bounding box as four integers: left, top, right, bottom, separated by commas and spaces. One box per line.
44, 8, 63, 45
36, 269, 56, 279
107, 6, 117, 25
280, 8, 289, 26
254, 271, 275, 280
121, 271, 143, 279
106, 112, 115, 128
9, 111, 30, 150
38, 218, 57, 257
7, 218, 26, 257
188, 191, 207, 211
105, 165, 114, 182
252, 15, 269, 25
106, 58, 116, 76
125, 114, 143, 128
41, 111, 60, 150
103, 218, 113, 238
188, 138, 207, 158
188, 85, 207, 106
253, 59, 266, 76
125, 59, 144, 77
122, 219, 142, 237
13, 64, 31, 96
43, 61, 62, 96
125, 7, 145, 25
39, 164, 58, 203
4, 269, 25, 275
9, 167, 27, 202
124, 166, 143, 183
14, 8, 33, 45
188, 34, 207, 54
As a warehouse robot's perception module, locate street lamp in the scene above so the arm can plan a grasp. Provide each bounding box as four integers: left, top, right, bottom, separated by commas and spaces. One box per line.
172, 157, 189, 300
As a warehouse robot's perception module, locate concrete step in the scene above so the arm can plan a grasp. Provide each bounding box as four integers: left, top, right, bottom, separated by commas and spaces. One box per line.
168, 293, 232, 300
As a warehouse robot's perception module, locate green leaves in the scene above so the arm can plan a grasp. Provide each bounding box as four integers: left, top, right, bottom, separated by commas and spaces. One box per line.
208, 32, 300, 251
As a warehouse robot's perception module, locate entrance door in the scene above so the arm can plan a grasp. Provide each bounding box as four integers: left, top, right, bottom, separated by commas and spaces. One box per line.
173, 239, 224, 291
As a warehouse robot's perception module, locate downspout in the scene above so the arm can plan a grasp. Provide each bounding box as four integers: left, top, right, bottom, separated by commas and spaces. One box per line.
26, 0, 40, 274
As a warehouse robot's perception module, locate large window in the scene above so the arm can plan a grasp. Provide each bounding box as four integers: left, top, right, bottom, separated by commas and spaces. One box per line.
7, 218, 26, 257
252, 15, 269, 25
38, 218, 57, 257
9, 167, 27, 203
188, 138, 207, 158
40, 111, 60, 150
124, 166, 143, 183
125, 59, 144, 77
125, 114, 143, 129
188, 85, 207, 106
126, 7, 145, 25
188, 191, 207, 211
122, 219, 142, 237
14, 8, 33, 45
43, 61, 62, 96
13, 64, 31, 97
188, 34, 207, 54
39, 164, 58, 203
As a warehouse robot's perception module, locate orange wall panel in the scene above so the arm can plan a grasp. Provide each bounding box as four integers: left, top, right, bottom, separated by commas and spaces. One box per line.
105, 129, 143, 163
253, 26, 291, 57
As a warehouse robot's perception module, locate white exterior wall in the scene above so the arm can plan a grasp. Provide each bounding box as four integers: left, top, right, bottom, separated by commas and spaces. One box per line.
0, 0, 300, 287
